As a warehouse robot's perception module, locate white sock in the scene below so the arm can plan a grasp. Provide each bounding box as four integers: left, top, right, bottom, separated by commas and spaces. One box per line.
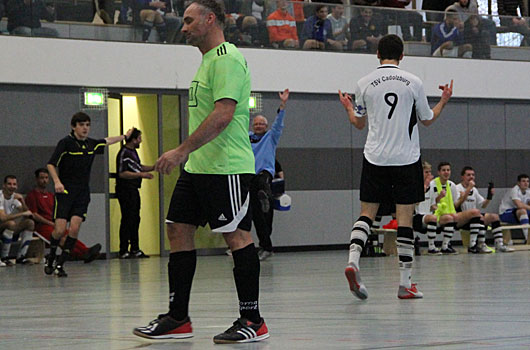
469, 233, 478, 248
399, 264, 412, 288
348, 220, 370, 267
17, 230, 33, 258
1, 229, 14, 258
520, 214, 529, 241
426, 222, 437, 250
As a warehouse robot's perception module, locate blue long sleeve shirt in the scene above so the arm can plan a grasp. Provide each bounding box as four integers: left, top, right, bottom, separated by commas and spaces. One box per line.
249, 109, 285, 176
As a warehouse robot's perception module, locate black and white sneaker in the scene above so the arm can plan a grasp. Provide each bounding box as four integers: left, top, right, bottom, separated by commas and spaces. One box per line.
0, 258, 14, 267
213, 318, 269, 344
16, 256, 33, 265
131, 250, 150, 259
44, 255, 55, 275
54, 265, 68, 277
133, 315, 193, 340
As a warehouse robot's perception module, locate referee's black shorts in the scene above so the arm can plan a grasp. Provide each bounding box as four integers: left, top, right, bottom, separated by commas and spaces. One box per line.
166, 170, 253, 233
360, 156, 424, 205
54, 186, 90, 221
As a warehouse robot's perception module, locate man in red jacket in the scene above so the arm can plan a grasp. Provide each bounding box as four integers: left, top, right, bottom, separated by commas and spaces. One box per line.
26, 168, 101, 263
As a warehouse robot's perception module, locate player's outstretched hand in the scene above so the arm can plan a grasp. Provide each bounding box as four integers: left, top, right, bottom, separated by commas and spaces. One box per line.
155, 148, 187, 175
338, 90, 353, 110
438, 79, 453, 103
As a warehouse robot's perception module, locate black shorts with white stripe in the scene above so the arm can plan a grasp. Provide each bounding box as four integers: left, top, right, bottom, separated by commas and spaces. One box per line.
166, 170, 253, 233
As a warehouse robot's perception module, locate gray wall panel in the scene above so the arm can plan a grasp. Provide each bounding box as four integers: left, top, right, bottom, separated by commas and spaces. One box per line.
468, 102, 506, 150
419, 101, 468, 149
276, 148, 353, 191
0, 85, 106, 146
251, 190, 354, 247
468, 149, 507, 188
505, 150, 530, 184
262, 93, 357, 149
505, 103, 530, 150
82, 194, 107, 251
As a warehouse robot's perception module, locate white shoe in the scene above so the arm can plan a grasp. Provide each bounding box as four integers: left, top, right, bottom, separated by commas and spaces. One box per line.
258, 249, 273, 261
496, 244, 515, 253
0, 260, 6, 267
345, 263, 368, 300
225, 249, 232, 257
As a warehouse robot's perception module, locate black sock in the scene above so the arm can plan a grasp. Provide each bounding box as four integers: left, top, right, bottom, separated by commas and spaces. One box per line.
56, 236, 77, 267
232, 244, 261, 323
49, 237, 61, 258
168, 250, 196, 321
142, 20, 154, 41
155, 22, 167, 42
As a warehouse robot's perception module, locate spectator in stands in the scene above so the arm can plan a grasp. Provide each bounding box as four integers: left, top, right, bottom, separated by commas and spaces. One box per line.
266, 0, 299, 49
133, 0, 180, 42
380, 0, 423, 41
431, 9, 472, 57
349, 6, 385, 53
327, 2, 349, 51
422, 0, 454, 42
26, 168, 102, 263
456, 166, 513, 253
0, 175, 35, 266
499, 174, 530, 242
497, 0, 530, 46
301, 4, 342, 50
6, 0, 59, 37
446, 0, 492, 58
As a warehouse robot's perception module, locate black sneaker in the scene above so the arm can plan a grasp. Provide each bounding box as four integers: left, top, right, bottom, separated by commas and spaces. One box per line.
133, 315, 193, 340
257, 190, 270, 213
44, 255, 55, 275
441, 245, 459, 255
1, 257, 14, 267
467, 245, 479, 254
84, 243, 102, 263
119, 252, 131, 259
131, 250, 150, 259
16, 256, 33, 265
54, 265, 68, 277
213, 318, 269, 344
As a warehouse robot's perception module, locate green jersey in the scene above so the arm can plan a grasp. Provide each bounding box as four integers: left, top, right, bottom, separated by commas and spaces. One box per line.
184, 42, 255, 175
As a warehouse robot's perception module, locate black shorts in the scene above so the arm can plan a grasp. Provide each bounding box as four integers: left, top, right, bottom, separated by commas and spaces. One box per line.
413, 214, 427, 233
360, 156, 424, 205
166, 170, 253, 232
54, 186, 90, 221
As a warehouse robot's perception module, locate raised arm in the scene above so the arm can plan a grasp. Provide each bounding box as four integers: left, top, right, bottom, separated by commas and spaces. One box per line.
338, 90, 366, 130
421, 80, 453, 127
105, 128, 133, 145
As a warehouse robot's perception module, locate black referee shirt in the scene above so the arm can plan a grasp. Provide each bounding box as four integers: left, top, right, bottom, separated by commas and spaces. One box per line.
48, 133, 106, 188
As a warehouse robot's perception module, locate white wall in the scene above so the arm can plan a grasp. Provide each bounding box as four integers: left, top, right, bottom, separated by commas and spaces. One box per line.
1, 36, 529, 99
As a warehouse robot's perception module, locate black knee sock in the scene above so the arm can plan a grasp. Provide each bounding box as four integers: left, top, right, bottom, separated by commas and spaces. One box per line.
142, 20, 154, 41
168, 250, 196, 321
49, 237, 61, 258
232, 244, 261, 323
155, 22, 167, 42
56, 236, 77, 267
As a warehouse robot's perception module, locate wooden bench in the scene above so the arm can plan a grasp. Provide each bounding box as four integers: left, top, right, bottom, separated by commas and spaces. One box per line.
6, 235, 45, 264
371, 228, 398, 256
459, 224, 530, 251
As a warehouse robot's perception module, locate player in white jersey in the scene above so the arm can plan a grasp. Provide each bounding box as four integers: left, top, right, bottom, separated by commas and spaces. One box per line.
412, 161, 455, 255
499, 174, 530, 242
338, 34, 453, 300
456, 166, 513, 253
428, 162, 485, 254
0, 175, 35, 266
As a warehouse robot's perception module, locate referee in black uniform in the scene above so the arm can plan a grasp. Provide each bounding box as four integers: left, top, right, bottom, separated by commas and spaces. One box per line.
116, 128, 154, 259
45, 112, 132, 277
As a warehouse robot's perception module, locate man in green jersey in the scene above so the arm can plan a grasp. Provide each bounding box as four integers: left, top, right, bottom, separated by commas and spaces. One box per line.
133, 0, 269, 344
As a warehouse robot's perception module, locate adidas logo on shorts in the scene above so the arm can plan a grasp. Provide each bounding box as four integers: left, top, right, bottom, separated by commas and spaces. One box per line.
218, 213, 228, 221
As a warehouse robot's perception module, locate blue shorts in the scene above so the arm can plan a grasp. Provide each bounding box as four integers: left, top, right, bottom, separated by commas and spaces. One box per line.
500, 208, 530, 224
